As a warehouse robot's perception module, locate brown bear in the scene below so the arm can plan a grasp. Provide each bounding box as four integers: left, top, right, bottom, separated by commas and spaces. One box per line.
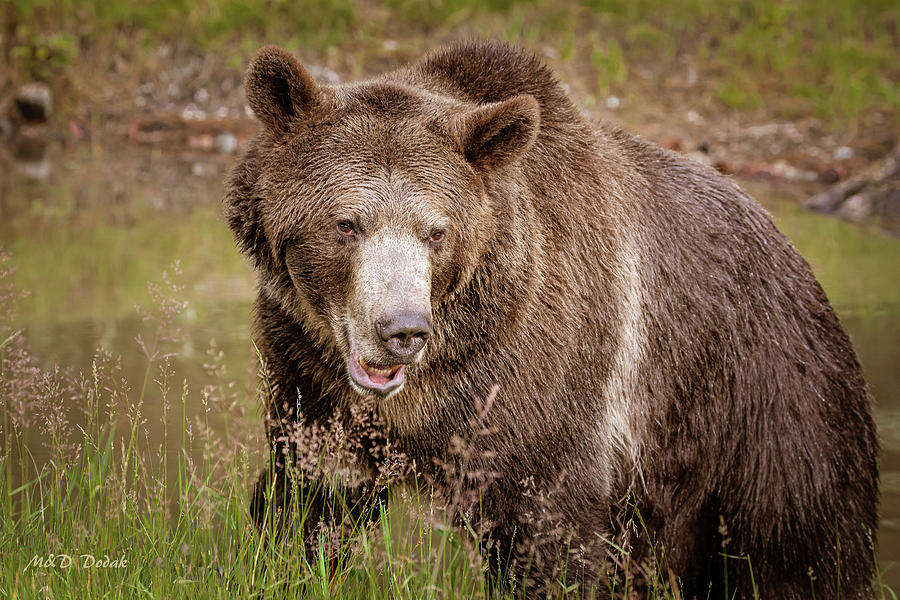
225, 41, 879, 598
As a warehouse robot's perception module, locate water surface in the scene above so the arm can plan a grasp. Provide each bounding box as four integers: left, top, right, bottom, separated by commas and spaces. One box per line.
2, 143, 898, 587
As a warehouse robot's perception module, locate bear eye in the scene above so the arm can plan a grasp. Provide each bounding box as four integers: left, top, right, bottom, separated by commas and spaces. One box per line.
337, 221, 355, 236
429, 230, 445, 244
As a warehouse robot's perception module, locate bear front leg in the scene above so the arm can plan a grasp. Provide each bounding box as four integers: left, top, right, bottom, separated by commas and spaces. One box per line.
481, 519, 612, 599
250, 438, 389, 556
476, 493, 613, 600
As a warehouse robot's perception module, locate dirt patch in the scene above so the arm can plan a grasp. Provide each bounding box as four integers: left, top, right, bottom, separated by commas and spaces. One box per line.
3, 37, 898, 234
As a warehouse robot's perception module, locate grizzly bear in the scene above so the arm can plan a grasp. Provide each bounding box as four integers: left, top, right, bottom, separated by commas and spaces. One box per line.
225, 41, 879, 598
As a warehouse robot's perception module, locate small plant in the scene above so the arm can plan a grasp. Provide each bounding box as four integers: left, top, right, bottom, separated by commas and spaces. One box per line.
8, 29, 79, 81
590, 35, 627, 96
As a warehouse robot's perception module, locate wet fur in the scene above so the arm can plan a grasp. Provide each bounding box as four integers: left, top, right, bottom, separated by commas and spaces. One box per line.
226, 41, 878, 598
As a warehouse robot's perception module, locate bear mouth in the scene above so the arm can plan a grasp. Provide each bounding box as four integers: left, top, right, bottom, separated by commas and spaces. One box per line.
348, 347, 406, 396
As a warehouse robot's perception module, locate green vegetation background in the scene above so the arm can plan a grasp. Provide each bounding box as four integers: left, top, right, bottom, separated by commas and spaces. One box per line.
3, 0, 898, 125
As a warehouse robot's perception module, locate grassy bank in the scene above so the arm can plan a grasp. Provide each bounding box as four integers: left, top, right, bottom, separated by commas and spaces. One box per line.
2, 0, 898, 131
0, 259, 684, 599
0, 259, 476, 599
1, 258, 897, 598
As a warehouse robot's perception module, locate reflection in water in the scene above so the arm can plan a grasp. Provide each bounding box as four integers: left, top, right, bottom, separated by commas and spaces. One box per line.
2, 144, 899, 584
13, 135, 50, 180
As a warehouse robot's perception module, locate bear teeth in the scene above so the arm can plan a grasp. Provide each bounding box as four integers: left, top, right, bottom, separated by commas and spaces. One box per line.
359, 356, 400, 377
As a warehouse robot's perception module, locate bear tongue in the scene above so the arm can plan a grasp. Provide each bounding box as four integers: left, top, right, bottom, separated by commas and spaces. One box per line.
367, 370, 393, 385
360, 358, 401, 384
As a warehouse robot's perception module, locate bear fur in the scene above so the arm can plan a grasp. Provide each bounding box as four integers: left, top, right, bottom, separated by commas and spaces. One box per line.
225, 41, 879, 598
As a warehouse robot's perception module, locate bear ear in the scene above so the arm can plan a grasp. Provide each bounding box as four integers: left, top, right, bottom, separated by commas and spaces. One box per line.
245, 45, 327, 131
448, 95, 540, 170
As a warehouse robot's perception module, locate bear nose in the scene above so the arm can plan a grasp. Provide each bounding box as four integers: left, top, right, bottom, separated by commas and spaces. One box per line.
375, 310, 432, 363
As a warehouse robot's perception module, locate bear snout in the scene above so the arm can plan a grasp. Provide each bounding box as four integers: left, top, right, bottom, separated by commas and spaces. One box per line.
375, 310, 432, 363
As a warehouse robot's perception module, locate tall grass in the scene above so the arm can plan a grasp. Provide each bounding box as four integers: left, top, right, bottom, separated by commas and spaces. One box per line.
0, 257, 509, 599
0, 253, 683, 599
0, 253, 896, 598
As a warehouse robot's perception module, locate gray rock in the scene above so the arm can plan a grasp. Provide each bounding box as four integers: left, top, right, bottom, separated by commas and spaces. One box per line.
14, 83, 53, 123
835, 192, 874, 222
834, 145, 854, 160
807, 144, 900, 236
216, 132, 237, 153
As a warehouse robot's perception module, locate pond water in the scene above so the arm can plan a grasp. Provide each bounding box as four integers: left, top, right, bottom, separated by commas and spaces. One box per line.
2, 143, 899, 587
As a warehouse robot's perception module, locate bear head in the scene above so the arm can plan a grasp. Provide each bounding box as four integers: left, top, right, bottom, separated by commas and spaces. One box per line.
226, 46, 540, 398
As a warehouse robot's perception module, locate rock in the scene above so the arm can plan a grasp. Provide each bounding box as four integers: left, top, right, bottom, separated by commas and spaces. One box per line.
808, 144, 900, 235
834, 146, 854, 160
686, 110, 703, 124
659, 136, 683, 151
818, 168, 843, 185
713, 159, 733, 174
215, 132, 237, 153
835, 192, 874, 222
187, 134, 214, 150
14, 83, 53, 123
181, 103, 206, 120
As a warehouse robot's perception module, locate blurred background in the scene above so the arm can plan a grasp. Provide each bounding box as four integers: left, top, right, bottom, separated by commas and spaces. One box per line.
1, 0, 898, 588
